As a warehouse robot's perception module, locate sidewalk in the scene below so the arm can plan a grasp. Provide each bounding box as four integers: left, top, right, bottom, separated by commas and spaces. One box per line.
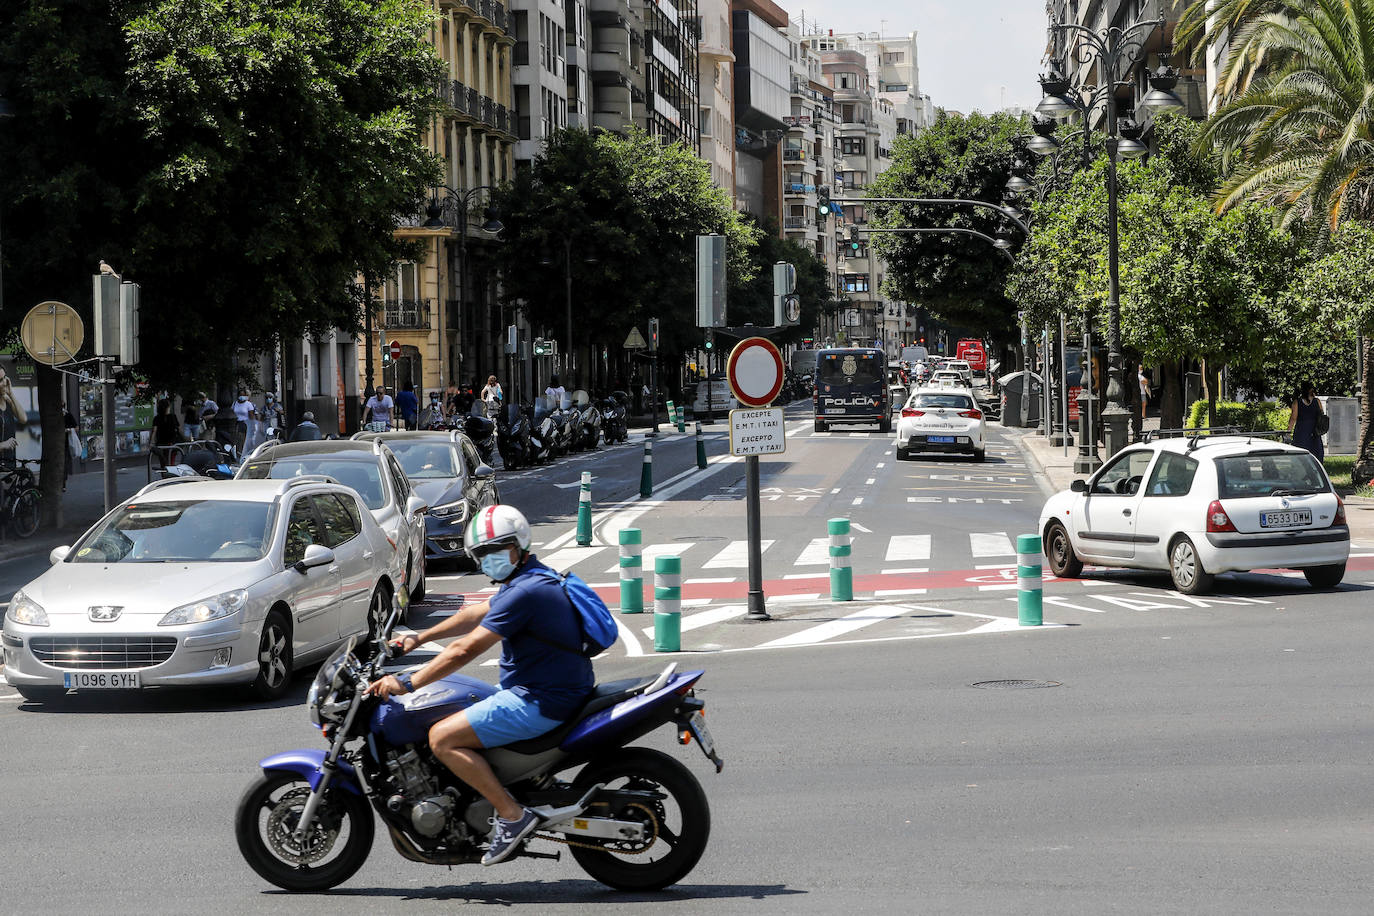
1008, 417, 1374, 547
2, 456, 149, 562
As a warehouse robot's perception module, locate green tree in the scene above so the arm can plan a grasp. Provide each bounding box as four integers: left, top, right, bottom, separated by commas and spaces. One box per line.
868, 110, 1028, 338
1, 0, 442, 523
728, 217, 836, 347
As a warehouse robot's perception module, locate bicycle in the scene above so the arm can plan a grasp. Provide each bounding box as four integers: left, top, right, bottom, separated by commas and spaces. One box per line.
1, 458, 41, 538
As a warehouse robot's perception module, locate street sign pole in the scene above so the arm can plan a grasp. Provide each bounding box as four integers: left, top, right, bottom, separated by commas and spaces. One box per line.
727, 337, 786, 622
745, 454, 766, 618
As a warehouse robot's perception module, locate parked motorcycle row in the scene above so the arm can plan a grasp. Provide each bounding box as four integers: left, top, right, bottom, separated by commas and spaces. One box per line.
780, 370, 813, 404
422, 389, 630, 472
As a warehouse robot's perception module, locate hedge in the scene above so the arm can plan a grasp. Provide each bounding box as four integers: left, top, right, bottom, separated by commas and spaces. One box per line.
1184, 400, 1289, 433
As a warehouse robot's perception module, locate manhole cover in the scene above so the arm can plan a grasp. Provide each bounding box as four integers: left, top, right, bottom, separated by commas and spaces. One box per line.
970, 679, 1061, 690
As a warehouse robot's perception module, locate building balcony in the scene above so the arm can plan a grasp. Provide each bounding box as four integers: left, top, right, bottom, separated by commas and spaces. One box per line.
589, 0, 640, 27
782, 148, 806, 162
384, 299, 432, 330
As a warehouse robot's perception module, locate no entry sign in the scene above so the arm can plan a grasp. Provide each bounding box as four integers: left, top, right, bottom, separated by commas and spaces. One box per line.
726, 337, 785, 408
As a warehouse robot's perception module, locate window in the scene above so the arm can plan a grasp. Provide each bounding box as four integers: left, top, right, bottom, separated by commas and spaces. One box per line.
837, 72, 854, 89
240, 458, 386, 510
841, 274, 870, 292
910, 393, 974, 410
840, 137, 865, 156
1214, 452, 1330, 498
284, 499, 324, 567
1145, 452, 1200, 497
386, 456, 411, 504
313, 494, 360, 547
1091, 450, 1156, 496
461, 439, 484, 474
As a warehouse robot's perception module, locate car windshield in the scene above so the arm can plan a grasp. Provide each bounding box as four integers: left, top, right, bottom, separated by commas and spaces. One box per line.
1215, 451, 1330, 498
817, 352, 883, 386
70, 499, 276, 563
910, 393, 974, 409
240, 458, 386, 509
386, 441, 461, 480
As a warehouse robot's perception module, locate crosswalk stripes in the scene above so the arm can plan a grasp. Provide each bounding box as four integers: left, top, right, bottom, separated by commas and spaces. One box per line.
885, 535, 931, 562
969, 532, 1015, 557
703, 540, 774, 568
756, 604, 916, 648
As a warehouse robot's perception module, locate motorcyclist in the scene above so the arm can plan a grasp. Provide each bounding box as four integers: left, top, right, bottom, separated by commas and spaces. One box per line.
288, 411, 322, 442
366, 505, 594, 865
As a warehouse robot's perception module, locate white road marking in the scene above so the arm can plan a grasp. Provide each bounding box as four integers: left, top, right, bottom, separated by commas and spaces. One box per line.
872, 588, 928, 597
865, 478, 876, 485
970, 532, 1015, 557
605, 543, 695, 574
852, 498, 863, 506
541, 546, 609, 570
757, 604, 916, 647
876, 462, 886, 468
975, 562, 1016, 569
703, 540, 774, 568
884, 535, 931, 562
795, 537, 832, 565
977, 584, 1019, 591
769, 593, 821, 603
783, 572, 828, 580
881, 567, 929, 575
641, 605, 746, 636
685, 576, 737, 584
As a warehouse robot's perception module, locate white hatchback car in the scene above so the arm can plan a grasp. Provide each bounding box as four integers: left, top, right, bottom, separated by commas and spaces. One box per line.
943, 360, 975, 388
1039, 435, 1349, 594
2, 477, 404, 702
895, 387, 986, 461
929, 370, 966, 389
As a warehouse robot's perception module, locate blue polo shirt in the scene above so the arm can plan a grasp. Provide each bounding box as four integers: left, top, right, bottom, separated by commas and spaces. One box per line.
480, 556, 595, 719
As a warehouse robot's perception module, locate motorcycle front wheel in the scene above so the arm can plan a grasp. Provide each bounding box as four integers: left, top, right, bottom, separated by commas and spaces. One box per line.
568, 747, 710, 891
235, 770, 375, 892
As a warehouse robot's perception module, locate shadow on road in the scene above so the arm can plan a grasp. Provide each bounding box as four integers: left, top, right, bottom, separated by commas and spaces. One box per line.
298, 878, 805, 904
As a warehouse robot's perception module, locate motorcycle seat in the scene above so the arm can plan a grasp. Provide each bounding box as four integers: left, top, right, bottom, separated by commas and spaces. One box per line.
498, 675, 657, 755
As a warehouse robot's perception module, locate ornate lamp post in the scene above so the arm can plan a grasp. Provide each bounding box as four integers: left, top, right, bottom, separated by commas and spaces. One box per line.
1037, 13, 1183, 465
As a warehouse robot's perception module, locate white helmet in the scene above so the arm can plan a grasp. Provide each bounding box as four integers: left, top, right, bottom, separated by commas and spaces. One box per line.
465, 504, 532, 560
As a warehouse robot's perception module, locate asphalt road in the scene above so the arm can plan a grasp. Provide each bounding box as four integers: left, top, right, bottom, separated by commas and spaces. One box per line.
3, 407, 1374, 913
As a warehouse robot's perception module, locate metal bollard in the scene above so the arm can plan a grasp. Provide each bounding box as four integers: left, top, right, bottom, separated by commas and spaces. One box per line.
666, 400, 677, 432
654, 555, 682, 652
639, 439, 653, 498
618, 528, 644, 613
676, 404, 686, 433
828, 518, 853, 601
695, 421, 707, 469
1016, 533, 1043, 626
575, 471, 592, 546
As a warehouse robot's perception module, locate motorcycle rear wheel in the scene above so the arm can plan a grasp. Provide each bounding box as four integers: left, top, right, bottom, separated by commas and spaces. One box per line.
235, 770, 374, 892
568, 747, 710, 891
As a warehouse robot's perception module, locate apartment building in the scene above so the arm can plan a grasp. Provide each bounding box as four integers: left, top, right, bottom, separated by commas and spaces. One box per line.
697, 0, 737, 196
782, 26, 835, 332
730, 0, 791, 220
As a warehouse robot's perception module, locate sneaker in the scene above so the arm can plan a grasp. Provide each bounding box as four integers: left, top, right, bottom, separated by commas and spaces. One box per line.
482, 808, 541, 866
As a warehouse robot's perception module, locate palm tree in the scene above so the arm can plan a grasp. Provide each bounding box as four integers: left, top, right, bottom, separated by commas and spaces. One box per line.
1186, 0, 1374, 480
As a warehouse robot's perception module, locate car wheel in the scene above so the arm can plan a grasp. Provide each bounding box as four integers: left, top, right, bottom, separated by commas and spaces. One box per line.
1045, 522, 1083, 578
408, 551, 426, 604
366, 582, 392, 643
1169, 536, 1214, 595
14, 685, 65, 703
878, 418, 891, 434
248, 610, 294, 701
972, 448, 986, 462
814, 420, 827, 433
896, 447, 909, 460
1303, 563, 1345, 589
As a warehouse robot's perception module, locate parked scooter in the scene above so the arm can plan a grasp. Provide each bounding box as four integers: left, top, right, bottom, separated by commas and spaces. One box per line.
495, 404, 530, 471
600, 392, 628, 444
572, 390, 602, 449
555, 395, 580, 454
463, 403, 497, 466
529, 401, 557, 463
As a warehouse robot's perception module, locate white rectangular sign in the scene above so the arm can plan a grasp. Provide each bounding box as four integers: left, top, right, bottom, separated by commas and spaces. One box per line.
729, 408, 786, 456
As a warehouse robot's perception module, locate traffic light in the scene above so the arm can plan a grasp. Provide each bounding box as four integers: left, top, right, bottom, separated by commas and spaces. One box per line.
648, 318, 660, 353
817, 185, 832, 220
704, 328, 714, 350
380, 343, 391, 366
533, 338, 556, 356
847, 225, 861, 253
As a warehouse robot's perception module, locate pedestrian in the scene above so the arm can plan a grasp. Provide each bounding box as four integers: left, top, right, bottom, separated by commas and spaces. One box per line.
545, 374, 566, 410
231, 388, 257, 455
289, 411, 322, 442
1288, 382, 1327, 459
260, 392, 285, 436
0, 363, 24, 470
63, 402, 80, 490
1138, 364, 1151, 421
481, 375, 504, 418
395, 381, 419, 430
445, 381, 461, 418
152, 398, 183, 447
183, 396, 202, 441
363, 385, 394, 431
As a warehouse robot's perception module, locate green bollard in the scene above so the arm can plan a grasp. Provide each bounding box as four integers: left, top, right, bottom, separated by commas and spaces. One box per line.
695, 421, 707, 469
654, 555, 682, 652
666, 400, 677, 432
639, 439, 653, 498
1016, 533, 1043, 626
575, 471, 593, 546
677, 403, 686, 433
618, 528, 643, 613
828, 517, 853, 601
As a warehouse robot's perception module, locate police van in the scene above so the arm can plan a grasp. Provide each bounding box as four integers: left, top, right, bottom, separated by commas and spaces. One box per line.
813, 347, 891, 433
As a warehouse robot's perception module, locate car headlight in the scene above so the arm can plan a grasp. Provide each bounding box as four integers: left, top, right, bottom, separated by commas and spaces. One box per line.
430, 502, 469, 521
6, 591, 49, 627
159, 589, 248, 626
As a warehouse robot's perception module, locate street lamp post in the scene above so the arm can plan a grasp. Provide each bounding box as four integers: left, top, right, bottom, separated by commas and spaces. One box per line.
1037, 12, 1183, 463
423, 186, 503, 393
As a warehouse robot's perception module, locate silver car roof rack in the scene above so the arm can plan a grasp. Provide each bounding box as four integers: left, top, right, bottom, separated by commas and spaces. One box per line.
135, 476, 213, 497
1141, 426, 1291, 451
276, 475, 338, 496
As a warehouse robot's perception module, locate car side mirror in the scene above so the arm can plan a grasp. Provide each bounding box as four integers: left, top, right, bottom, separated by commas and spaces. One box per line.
294, 543, 335, 573
49, 546, 71, 565
1070, 479, 1089, 494
473, 463, 495, 479
405, 495, 429, 517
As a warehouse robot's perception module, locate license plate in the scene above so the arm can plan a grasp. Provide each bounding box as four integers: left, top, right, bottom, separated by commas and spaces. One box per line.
928, 435, 956, 443
826, 408, 846, 415
688, 710, 715, 757
63, 671, 141, 690
1260, 509, 1311, 528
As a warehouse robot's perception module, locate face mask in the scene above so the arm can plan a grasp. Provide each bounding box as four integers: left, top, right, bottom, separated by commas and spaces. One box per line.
479, 551, 517, 582
238, 396, 248, 402
265, 396, 273, 403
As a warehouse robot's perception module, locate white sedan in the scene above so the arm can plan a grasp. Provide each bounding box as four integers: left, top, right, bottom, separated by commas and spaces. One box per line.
2, 477, 406, 702
895, 387, 986, 461
1039, 435, 1349, 594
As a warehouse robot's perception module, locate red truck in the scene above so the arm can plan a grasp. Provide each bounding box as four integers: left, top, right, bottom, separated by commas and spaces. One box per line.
955, 339, 988, 374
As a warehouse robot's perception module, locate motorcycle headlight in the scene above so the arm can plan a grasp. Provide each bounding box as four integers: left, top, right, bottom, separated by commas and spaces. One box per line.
309, 640, 355, 727
159, 589, 247, 626
6, 591, 49, 627
430, 501, 469, 521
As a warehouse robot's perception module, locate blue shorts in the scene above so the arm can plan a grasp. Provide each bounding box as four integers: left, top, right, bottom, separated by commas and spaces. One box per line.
466, 688, 564, 748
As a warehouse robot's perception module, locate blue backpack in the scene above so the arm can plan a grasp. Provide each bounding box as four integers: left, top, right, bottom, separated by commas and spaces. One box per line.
529, 569, 619, 658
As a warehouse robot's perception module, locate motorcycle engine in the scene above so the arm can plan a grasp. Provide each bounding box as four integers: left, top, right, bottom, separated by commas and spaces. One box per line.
386, 748, 456, 838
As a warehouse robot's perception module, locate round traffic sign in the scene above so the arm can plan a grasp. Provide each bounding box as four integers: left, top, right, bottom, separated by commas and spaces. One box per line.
389, 339, 401, 359
726, 337, 785, 408
20, 301, 85, 366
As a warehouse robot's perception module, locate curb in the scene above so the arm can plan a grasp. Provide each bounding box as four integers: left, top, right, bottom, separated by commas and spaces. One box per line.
1003, 426, 1059, 501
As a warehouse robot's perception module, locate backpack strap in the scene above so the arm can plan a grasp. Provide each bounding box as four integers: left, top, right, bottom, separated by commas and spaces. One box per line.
517, 568, 589, 657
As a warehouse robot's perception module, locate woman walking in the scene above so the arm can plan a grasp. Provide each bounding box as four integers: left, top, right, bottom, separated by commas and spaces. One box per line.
1288, 382, 1326, 459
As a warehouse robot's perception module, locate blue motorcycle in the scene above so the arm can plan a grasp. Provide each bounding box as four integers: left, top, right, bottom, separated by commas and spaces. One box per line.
234, 597, 721, 892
